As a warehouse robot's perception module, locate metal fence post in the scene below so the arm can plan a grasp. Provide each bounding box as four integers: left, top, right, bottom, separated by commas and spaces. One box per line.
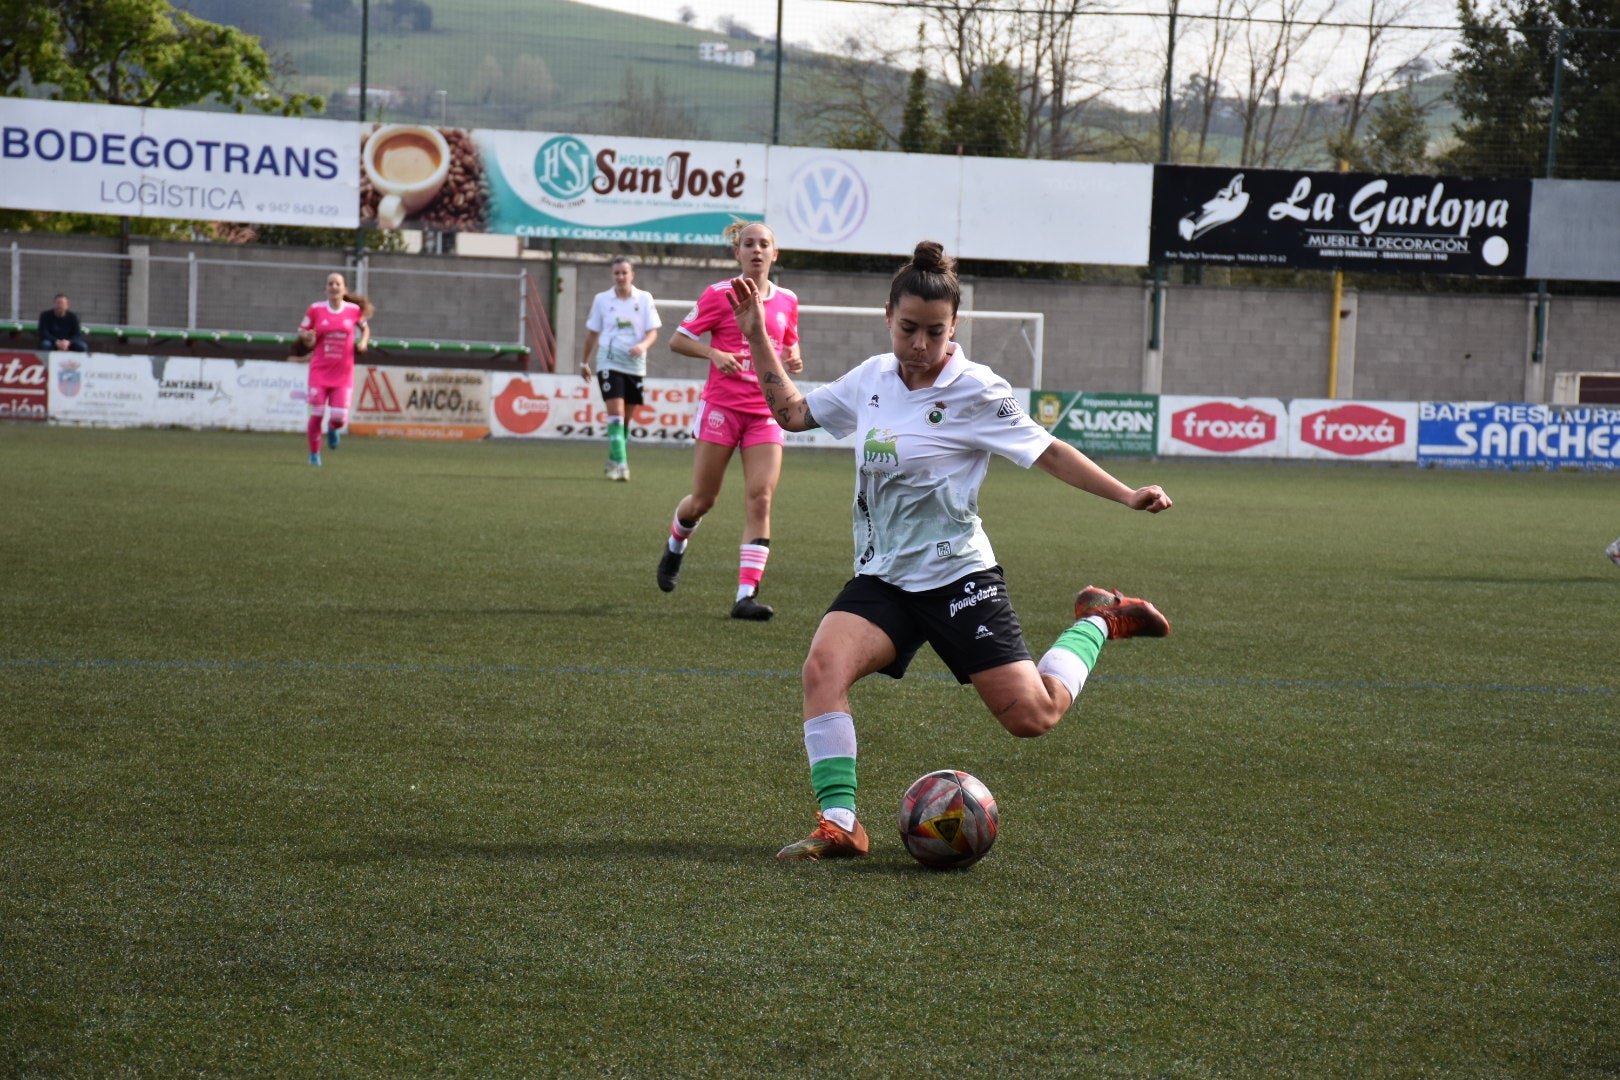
517, 271, 528, 349
9, 242, 19, 322
187, 252, 198, 330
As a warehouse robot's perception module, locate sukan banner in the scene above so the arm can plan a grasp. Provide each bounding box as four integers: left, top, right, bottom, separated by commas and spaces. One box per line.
1151, 165, 1531, 277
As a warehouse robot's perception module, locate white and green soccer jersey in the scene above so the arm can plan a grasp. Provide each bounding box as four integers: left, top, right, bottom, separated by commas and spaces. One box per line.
585, 286, 662, 376
805, 349, 1055, 592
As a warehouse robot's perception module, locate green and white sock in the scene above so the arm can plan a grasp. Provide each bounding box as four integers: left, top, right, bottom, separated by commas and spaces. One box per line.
1036, 617, 1106, 705
804, 711, 857, 821
607, 416, 626, 465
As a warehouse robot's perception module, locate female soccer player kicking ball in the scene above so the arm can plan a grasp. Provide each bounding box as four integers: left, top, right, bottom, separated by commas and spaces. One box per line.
724, 240, 1175, 861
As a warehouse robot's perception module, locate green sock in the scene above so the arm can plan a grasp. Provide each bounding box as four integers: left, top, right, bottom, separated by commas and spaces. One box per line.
809, 756, 857, 813
1053, 618, 1105, 668
608, 416, 626, 465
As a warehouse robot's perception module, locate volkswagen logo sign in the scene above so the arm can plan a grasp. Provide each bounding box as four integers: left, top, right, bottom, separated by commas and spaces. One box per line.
786, 158, 868, 244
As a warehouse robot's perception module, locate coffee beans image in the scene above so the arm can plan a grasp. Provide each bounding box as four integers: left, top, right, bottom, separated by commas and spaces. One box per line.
360, 126, 489, 233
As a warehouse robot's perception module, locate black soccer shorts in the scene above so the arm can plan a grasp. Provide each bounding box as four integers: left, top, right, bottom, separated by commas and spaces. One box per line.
826, 566, 1031, 684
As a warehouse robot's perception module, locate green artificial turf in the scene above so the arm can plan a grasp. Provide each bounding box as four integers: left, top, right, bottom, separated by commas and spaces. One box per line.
2, 425, 1616, 1078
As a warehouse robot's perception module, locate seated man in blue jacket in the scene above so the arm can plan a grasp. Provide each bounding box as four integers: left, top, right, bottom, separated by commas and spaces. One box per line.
38, 293, 89, 352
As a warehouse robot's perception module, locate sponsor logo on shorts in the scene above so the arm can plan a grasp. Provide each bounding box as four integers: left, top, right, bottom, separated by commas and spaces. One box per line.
948, 581, 1000, 618
975, 625, 992, 639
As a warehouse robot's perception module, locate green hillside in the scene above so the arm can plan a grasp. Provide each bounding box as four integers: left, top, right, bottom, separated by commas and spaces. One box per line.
259, 0, 787, 140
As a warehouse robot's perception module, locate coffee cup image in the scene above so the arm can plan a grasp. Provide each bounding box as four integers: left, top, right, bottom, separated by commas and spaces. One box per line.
363, 125, 451, 229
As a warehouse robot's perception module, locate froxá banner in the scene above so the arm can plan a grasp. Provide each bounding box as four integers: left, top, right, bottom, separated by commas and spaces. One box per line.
0, 99, 359, 228
1151, 166, 1531, 276
475, 130, 766, 244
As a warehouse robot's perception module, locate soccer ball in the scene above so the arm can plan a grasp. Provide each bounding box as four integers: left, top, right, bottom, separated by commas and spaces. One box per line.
899, 769, 999, 869
1607, 537, 1620, 566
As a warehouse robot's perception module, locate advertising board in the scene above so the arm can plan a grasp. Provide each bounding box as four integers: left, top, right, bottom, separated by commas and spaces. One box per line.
1287, 399, 1417, 462
351, 365, 490, 440
1, 99, 358, 228
0, 352, 48, 422
1158, 395, 1288, 458
1417, 401, 1620, 469
1151, 166, 1531, 276
1031, 390, 1157, 456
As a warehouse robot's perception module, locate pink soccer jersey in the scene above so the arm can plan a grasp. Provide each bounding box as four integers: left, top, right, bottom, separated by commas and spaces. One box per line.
300, 301, 367, 387
677, 280, 799, 415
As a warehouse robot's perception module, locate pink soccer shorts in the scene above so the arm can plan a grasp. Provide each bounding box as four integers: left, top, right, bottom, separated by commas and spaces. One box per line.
692, 400, 783, 449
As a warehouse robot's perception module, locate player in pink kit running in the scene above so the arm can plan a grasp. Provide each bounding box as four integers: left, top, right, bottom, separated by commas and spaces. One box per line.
295, 272, 372, 466
657, 221, 803, 620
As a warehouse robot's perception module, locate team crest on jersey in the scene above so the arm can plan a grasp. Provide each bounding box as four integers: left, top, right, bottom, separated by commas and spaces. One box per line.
867, 394, 879, 407
926, 401, 947, 425
996, 397, 1022, 419
935, 541, 952, 558
683, 304, 699, 323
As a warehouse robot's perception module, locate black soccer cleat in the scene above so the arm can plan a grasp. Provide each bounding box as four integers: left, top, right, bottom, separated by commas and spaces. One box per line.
657, 546, 684, 592
730, 592, 774, 621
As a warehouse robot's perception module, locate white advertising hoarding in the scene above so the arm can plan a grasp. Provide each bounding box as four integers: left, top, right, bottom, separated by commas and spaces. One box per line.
1, 99, 359, 227
958, 159, 1153, 266
766, 146, 1152, 265
1288, 399, 1418, 462
50, 354, 309, 430
767, 147, 964, 257
1158, 394, 1289, 458
488, 373, 854, 449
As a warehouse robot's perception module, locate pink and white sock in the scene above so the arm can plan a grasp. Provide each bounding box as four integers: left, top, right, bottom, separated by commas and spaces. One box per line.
668, 510, 699, 553
306, 413, 324, 454
738, 540, 770, 599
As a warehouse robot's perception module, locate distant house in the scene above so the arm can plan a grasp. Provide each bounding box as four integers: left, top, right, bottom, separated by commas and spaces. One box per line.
697, 42, 756, 68
346, 86, 399, 107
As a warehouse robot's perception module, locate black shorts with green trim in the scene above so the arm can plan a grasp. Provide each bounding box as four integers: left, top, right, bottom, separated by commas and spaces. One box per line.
826, 566, 1031, 685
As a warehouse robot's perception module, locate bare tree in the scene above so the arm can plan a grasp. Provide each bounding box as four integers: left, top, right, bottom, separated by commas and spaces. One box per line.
791, 27, 914, 149
916, 0, 1140, 159
1173, 0, 1244, 161
1327, 0, 1442, 156
1227, 0, 1340, 165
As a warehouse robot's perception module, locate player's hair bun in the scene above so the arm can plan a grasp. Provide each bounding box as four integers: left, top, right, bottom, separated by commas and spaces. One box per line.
911, 240, 953, 275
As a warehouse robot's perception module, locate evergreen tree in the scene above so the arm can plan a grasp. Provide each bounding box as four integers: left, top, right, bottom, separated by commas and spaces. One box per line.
1444, 0, 1620, 179
899, 67, 942, 154
1328, 86, 1434, 173
944, 61, 1025, 157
